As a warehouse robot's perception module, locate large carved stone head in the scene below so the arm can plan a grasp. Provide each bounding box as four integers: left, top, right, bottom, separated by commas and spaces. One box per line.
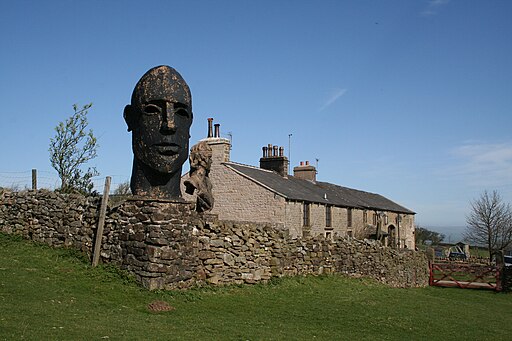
124, 65, 193, 198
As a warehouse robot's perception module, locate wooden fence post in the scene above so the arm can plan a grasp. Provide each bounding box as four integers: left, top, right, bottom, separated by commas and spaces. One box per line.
92, 176, 111, 267
31, 169, 37, 190
496, 250, 504, 292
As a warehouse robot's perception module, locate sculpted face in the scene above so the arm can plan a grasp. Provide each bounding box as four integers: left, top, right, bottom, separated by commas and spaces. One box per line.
125, 66, 192, 175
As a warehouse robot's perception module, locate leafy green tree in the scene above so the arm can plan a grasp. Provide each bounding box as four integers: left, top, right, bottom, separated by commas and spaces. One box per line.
415, 226, 445, 246
49, 103, 99, 194
465, 190, 512, 259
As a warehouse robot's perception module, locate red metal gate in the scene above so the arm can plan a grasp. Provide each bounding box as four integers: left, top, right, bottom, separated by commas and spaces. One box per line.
429, 262, 502, 291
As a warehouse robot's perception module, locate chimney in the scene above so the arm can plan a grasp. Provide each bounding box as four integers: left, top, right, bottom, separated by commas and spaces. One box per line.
259, 144, 289, 177
293, 160, 316, 182
207, 118, 213, 138
202, 118, 231, 163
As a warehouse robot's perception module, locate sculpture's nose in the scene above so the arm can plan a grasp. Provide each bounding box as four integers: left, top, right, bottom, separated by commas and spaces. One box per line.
161, 103, 176, 133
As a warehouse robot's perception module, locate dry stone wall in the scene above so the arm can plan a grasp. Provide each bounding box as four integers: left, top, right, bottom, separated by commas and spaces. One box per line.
193, 219, 427, 289
0, 189, 428, 290
0, 189, 100, 253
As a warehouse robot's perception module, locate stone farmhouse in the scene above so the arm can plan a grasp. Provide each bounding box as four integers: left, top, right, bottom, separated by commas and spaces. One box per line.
182, 119, 416, 249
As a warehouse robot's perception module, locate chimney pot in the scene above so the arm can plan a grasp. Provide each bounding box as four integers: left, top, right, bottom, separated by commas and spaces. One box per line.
300, 161, 304, 166
306, 160, 310, 166
207, 118, 214, 138
259, 144, 289, 177
214, 123, 220, 138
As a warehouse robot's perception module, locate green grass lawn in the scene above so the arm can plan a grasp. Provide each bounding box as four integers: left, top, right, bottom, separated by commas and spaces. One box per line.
1, 233, 511, 341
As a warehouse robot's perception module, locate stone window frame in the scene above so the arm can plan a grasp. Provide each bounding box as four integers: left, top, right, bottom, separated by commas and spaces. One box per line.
303, 202, 311, 227
325, 205, 332, 227
347, 208, 353, 227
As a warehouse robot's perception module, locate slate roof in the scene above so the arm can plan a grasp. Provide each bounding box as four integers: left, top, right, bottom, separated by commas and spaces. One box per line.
224, 162, 415, 214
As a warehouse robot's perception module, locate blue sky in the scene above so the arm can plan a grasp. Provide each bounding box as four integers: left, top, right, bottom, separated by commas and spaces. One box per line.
1, 0, 511, 240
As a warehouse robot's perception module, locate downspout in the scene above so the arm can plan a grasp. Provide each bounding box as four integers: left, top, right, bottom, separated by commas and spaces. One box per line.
397, 214, 401, 249
375, 210, 380, 240
284, 198, 288, 236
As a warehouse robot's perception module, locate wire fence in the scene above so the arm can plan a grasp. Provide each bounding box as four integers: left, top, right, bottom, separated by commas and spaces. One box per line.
0, 170, 130, 195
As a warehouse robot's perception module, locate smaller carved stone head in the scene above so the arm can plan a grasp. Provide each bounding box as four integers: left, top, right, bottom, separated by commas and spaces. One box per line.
184, 141, 214, 212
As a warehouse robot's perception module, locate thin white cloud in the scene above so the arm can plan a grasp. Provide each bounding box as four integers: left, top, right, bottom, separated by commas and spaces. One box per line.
421, 0, 450, 17
447, 142, 512, 188
319, 88, 347, 112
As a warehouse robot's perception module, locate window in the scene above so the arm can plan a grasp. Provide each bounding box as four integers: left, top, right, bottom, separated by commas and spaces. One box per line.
373, 212, 377, 225
347, 208, 352, 227
325, 231, 332, 240
303, 203, 310, 226
326, 205, 332, 227
363, 210, 368, 224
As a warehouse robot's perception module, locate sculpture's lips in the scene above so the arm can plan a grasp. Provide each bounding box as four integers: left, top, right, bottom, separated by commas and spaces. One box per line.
153, 142, 179, 155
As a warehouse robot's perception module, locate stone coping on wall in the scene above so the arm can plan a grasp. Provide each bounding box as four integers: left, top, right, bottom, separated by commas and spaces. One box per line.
125, 196, 191, 204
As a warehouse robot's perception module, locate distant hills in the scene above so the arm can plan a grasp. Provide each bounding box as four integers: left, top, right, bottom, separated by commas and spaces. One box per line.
426, 225, 466, 244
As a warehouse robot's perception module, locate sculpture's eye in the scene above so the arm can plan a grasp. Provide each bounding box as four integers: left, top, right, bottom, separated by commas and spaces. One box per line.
143, 104, 161, 115
174, 102, 190, 118
175, 108, 190, 118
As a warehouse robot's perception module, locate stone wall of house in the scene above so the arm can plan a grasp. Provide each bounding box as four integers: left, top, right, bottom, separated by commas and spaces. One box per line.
285, 201, 340, 238
400, 214, 415, 248
283, 200, 303, 238
182, 163, 287, 227
282, 201, 414, 248
351, 208, 365, 237
0, 189, 428, 290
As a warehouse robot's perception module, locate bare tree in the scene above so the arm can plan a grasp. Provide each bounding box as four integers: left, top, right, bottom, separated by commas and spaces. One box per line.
49, 103, 99, 194
113, 180, 131, 195
465, 190, 512, 259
